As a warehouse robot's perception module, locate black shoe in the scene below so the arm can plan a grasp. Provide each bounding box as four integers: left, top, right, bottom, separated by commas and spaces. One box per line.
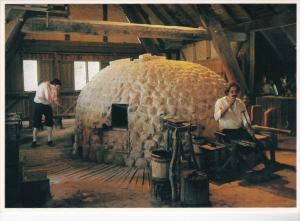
31, 141, 37, 148
47, 141, 54, 147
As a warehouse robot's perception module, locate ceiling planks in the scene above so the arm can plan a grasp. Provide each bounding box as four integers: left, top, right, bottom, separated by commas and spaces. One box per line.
225, 9, 296, 32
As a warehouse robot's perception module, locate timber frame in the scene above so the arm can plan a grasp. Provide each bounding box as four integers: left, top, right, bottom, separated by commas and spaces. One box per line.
5, 4, 296, 117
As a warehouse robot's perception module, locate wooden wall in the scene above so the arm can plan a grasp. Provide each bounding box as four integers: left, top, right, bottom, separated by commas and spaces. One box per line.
181, 40, 250, 86
5, 50, 134, 120
181, 40, 230, 80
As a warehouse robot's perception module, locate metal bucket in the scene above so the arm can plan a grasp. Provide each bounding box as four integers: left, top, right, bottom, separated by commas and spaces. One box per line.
151, 150, 172, 181
180, 170, 209, 207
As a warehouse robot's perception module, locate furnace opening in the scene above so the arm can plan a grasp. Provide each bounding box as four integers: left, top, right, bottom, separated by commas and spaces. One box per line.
111, 104, 128, 129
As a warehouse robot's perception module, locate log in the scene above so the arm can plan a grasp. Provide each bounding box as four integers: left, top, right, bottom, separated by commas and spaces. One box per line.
22, 17, 209, 40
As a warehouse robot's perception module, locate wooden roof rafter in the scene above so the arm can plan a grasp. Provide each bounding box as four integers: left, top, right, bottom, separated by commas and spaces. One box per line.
174, 5, 199, 27
281, 26, 296, 47
259, 31, 284, 61
198, 4, 249, 93
132, 5, 165, 50
146, 4, 172, 26
160, 5, 185, 26
224, 8, 296, 32
120, 5, 160, 54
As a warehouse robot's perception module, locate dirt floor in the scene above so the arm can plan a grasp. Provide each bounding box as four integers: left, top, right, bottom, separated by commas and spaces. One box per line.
18, 119, 297, 208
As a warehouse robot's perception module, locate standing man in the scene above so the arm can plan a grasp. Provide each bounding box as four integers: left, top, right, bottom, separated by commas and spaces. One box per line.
31, 79, 62, 147
214, 81, 269, 165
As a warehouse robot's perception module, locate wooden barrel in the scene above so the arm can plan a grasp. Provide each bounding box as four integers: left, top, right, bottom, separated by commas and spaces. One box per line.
151, 150, 172, 181
151, 150, 172, 201
180, 170, 209, 207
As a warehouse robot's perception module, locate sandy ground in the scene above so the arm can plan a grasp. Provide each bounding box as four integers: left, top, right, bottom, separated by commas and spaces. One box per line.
19, 119, 297, 208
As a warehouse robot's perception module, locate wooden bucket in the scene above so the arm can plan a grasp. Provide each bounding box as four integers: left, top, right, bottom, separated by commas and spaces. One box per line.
151, 150, 172, 181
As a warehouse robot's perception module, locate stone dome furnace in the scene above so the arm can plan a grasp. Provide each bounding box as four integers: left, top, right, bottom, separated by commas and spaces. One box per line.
74, 54, 226, 168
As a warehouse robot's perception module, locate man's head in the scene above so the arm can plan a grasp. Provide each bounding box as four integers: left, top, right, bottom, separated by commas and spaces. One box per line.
50, 79, 62, 90
262, 75, 267, 83
224, 81, 240, 98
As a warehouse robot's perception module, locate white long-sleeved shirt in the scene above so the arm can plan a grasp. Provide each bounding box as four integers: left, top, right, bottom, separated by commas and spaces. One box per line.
34, 81, 60, 105
214, 96, 251, 130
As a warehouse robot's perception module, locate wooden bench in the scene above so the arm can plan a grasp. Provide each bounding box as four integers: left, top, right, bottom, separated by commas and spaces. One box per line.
194, 142, 226, 171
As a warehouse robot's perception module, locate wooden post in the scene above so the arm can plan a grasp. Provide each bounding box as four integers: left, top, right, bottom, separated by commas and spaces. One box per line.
249, 32, 255, 94
206, 40, 211, 59
198, 6, 249, 93
54, 52, 60, 80
193, 43, 197, 62
103, 4, 108, 43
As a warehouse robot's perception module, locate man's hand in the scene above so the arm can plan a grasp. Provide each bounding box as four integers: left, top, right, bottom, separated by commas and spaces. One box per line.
246, 127, 255, 139
227, 96, 236, 108
219, 96, 237, 118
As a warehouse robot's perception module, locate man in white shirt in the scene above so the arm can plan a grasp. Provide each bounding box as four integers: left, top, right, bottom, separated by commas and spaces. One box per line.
31, 79, 62, 147
214, 81, 269, 165
214, 81, 253, 138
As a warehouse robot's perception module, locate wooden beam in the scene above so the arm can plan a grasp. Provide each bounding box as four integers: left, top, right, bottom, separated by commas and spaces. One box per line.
260, 31, 284, 61
5, 6, 13, 21
9, 5, 48, 12
6, 32, 25, 67
121, 5, 160, 54
180, 5, 202, 27
8, 4, 68, 16
226, 31, 247, 41
22, 17, 209, 41
211, 4, 236, 25
173, 5, 198, 27
225, 9, 296, 32
240, 5, 254, 20
62, 100, 77, 115
54, 52, 60, 80
21, 40, 146, 55
147, 5, 172, 26
160, 5, 184, 26
180, 51, 187, 61
140, 5, 164, 25
133, 5, 165, 50
206, 40, 211, 59
5, 9, 26, 50
199, 6, 249, 93
249, 32, 255, 94
102, 4, 108, 42
225, 4, 251, 24
281, 26, 296, 46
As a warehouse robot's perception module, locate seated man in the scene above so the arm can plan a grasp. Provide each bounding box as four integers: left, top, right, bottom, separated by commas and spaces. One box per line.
214, 81, 269, 167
